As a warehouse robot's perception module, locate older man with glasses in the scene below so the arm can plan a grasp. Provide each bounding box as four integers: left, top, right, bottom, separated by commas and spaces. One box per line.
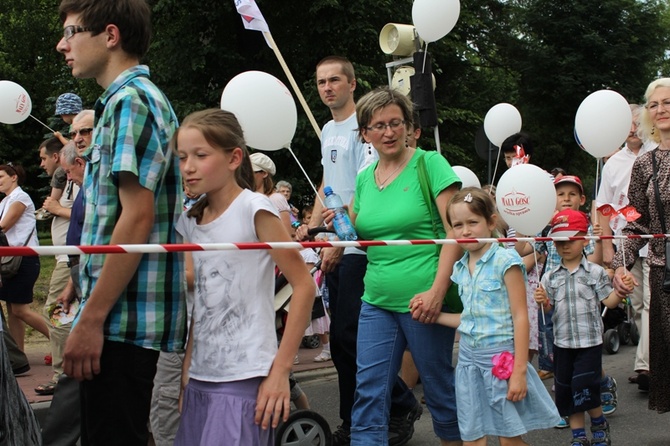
69, 110, 94, 155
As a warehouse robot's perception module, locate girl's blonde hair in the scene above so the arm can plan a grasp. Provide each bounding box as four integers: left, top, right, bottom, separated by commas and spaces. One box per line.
171, 109, 254, 222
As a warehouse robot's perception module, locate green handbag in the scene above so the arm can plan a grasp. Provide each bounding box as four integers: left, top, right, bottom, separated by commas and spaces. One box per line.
417, 152, 463, 313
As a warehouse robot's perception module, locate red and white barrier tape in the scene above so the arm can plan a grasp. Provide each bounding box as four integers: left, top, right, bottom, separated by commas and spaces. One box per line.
0, 234, 667, 257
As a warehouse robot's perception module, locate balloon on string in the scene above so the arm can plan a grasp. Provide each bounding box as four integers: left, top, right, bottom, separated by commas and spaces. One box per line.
496, 164, 555, 235
483, 103, 522, 148
412, 0, 461, 43
0, 80, 32, 124
220, 71, 297, 151
452, 165, 481, 188
574, 89, 632, 159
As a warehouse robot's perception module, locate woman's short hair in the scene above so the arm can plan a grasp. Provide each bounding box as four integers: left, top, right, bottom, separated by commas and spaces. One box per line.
275, 180, 292, 193
639, 78, 670, 144
355, 87, 415, 142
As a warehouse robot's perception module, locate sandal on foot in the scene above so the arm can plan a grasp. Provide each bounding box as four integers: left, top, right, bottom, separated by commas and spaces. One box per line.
35, 382, 57, 396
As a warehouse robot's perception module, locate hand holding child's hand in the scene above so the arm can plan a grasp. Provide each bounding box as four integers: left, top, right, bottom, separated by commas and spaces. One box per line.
612, 267, 637, 296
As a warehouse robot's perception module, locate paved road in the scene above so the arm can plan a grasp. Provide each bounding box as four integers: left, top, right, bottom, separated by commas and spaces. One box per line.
295, 343, 669, 445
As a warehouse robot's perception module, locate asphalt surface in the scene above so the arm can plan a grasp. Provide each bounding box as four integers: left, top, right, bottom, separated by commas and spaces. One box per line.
295, 342, 670, 445
19, 339, 670, 444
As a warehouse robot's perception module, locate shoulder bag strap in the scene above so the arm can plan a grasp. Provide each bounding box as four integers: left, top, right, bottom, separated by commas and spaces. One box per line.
417, 152, 441, 255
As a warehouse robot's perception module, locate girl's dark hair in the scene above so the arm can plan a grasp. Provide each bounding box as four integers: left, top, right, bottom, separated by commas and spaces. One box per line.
0, 163, 27, 186
170, 109, 254, 222
446, 187, 497, 227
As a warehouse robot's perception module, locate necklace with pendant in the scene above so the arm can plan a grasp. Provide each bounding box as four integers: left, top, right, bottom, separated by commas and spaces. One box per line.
375, 151, 411, 191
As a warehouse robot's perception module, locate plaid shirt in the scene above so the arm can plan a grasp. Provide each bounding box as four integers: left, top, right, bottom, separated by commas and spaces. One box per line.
540, 256, 612, 349
452, 243, 526, 348
78, 65, 186, 351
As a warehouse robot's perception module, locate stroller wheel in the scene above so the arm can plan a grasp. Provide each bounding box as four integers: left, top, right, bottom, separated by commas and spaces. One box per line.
276, 409, 332, 446
617, 322, 631, 346
630, 321, 640, 346
604, 329, 620, 354
302, 335, 321, 349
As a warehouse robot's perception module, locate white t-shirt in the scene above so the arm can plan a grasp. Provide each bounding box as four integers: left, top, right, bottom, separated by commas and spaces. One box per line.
176, 189, 279, 382
596, 142, 653, 256
0, 187, 38, 247
320, 112, 377, 254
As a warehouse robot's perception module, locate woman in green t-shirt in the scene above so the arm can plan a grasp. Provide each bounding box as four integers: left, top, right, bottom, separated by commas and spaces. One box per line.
347, 87, 463, 445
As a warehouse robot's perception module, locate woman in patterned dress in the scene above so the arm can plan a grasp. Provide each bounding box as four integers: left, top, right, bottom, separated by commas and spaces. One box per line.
612, 77, 670, 413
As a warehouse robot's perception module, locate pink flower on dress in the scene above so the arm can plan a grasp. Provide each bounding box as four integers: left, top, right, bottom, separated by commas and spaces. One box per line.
492, 351, 515, 380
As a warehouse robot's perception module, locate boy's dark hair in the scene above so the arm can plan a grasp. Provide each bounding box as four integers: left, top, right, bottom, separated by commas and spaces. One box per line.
39, 137, 65, 156
500, 132, 534, 156
59, 0, 152, 59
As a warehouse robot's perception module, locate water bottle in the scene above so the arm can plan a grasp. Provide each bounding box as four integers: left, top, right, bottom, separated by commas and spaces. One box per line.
323, 186, 358, 241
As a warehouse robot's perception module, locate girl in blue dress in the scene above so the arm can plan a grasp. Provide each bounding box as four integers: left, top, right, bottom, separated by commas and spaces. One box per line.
412, 187, 559, 445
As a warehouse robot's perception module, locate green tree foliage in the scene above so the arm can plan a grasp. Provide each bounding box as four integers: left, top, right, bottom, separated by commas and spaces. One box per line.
1, 0, 669, 207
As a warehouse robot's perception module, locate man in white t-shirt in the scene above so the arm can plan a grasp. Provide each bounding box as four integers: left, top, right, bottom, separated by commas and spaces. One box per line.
297, 56, 419, 446
596, 104, 654, 391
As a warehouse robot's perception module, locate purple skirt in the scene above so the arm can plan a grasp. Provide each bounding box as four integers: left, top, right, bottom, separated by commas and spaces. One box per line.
175, 377, 274, 446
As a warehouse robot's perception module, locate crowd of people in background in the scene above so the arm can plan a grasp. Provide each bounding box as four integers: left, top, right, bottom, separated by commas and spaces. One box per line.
2, 1, 670, 446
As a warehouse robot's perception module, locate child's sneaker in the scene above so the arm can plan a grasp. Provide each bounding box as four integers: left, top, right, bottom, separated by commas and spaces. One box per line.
600, 376, 617, 415
590, 421, 611, 446
569, 436, 590, 446
555, 416, 569, 429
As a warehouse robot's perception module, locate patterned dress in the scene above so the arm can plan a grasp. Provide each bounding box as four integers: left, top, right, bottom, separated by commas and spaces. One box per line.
612, 147, 670, 413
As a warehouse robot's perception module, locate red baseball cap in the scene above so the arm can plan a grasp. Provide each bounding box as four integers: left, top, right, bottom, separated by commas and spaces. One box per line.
549, 209, 589, 237
554, 175, 584, 195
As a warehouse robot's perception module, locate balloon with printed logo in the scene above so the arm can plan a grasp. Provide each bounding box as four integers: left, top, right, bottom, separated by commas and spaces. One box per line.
412, 0, 461, 43
574, 89, 632, 159
495, 164, 555, 235
0, 80, 32, 124
483, 103, 522, 148
452, 166, 481, 189
220, 71, 297, 151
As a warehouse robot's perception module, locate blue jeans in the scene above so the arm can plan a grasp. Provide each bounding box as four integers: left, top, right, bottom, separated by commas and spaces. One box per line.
538, 307, 554, 371
328, 254, 416, 425
351, 302, 460, 444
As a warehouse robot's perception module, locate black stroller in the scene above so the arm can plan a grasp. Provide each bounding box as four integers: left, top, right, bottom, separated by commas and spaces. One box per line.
602, 297, 639, 354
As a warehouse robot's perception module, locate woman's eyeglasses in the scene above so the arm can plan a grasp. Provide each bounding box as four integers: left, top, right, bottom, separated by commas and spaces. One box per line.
365, 119, 405, 134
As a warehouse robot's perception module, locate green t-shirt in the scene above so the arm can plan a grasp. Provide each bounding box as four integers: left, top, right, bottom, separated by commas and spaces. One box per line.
354, 148, 460, 312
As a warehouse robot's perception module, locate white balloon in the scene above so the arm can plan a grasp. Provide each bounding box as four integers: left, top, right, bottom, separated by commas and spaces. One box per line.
496, 164, 555, 235
483, 103, 522, 147
220, 71, 297, 151
0, 80, 32, 125
452, 165, 481, 189
574, 89, 632, 159
412, 0, 460, 43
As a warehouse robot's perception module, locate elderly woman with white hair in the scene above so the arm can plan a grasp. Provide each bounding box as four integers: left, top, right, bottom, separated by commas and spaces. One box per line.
612, 77, 670, 413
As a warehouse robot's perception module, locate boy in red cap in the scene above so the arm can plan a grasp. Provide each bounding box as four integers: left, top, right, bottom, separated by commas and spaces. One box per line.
535, 209, 627, 446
